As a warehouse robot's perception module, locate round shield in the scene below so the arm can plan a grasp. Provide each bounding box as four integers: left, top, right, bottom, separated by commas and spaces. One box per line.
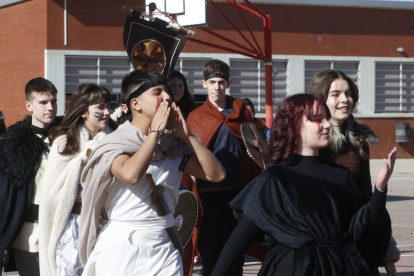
173, 189, 198, 248
241, 122, 269, 169
131, 39, 166, 73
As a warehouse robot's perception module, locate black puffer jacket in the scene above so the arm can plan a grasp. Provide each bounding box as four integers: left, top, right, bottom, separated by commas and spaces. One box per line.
0, 116, 62, 268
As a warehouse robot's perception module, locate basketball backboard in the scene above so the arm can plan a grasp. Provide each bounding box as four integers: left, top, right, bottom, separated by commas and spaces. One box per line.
145, 0, 207, 28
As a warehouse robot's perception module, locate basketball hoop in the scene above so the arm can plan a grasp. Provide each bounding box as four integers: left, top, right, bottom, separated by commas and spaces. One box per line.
145, 0, 207, 28
123, 5, 195, 36
141, 11, 167, 17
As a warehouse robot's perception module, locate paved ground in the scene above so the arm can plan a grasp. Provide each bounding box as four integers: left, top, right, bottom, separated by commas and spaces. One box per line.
373, 159, 414, 276
4, 159, 413, 276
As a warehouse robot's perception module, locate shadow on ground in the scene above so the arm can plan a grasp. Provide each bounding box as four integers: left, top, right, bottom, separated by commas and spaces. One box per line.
387, 195, 414, 202
381, 272, 414, 276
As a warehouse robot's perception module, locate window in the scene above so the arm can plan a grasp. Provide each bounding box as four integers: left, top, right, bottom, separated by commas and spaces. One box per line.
65, 56, 132, 112
304, 61, 360, 92
175, 58, 211, 106
375, 63, 414, 113
230, 59, 288, 113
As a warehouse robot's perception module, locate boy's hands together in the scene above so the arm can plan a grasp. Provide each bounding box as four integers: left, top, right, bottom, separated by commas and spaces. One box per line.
150, 100, 170, 132
169, 102, 192, 140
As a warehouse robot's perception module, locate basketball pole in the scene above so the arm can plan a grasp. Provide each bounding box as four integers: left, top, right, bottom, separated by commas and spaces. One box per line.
264, 14, 273, 129
186, 0, 274, 128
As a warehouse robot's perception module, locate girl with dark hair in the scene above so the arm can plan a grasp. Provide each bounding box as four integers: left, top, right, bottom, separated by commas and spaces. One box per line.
168, 70, 198, 119
308, 69, 400, 275
212, 93, 396, 276
39, 84, 114, 276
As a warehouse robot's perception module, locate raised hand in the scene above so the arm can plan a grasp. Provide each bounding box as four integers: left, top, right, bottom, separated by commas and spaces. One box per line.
150, 100, 170, 133
384, 261, 397, 276
376, 147, 397, 189
169, 102, 191, 140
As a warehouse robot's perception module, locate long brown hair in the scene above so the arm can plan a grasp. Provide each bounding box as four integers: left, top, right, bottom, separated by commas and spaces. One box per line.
169, 70, 198, 119
49, 84, 111, 155
307, 69, 359, 113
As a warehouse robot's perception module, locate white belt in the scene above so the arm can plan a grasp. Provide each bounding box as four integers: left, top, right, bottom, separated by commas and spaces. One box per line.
108, 213, 175, 231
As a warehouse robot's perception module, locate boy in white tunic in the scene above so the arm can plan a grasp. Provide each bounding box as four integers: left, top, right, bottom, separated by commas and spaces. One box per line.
79, 69, 225, 276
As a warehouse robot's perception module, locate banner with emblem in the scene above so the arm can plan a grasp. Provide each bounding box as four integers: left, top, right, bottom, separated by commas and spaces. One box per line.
123, 10, 188, 78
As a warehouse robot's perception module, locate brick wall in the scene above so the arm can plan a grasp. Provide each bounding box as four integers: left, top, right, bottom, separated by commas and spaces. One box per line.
356, 118, 414, 159
46, 1, 414, 57
47, 0, 145, 50
182, 3, 414, 57
0, 0, 47, 126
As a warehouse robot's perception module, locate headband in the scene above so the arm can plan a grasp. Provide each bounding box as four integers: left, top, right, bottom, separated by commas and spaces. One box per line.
204, 73, 229, 81
126, 81, 159, 110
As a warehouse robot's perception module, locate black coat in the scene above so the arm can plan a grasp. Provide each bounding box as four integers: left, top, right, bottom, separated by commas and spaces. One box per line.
0, 116, 62, 267
230, 164, 391, 276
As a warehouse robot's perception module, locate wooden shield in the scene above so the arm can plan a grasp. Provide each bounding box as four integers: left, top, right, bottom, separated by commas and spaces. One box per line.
173, 189, 198, 248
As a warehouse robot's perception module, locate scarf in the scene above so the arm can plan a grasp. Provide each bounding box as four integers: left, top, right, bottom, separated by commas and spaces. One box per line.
328, 115, 379, 161
78, 121, 187, 267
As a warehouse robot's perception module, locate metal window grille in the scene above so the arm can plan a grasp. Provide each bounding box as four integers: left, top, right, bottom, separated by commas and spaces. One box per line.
375, 62, 414, 113
304, 61, 360, 93
65, 56, 132, 112
230, 59, 288, 112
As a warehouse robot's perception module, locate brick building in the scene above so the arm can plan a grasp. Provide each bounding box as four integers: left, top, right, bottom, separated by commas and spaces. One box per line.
1, 0, 413, 158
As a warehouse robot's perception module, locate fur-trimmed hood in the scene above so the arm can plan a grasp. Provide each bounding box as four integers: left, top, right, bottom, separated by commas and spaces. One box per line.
328, 115, 379, 160
0, 115, 63, 188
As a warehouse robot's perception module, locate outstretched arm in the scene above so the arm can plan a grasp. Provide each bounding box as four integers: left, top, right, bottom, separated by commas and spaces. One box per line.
369, 147, 397, 228
111, 101, 170, 186
169, 103, 225, 183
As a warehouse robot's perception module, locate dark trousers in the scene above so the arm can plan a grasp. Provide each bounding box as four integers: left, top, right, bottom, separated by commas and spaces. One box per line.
198, 189, 244, 276
13, 247, 40, 276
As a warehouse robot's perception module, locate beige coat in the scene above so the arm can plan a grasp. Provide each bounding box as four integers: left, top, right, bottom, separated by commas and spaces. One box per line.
39, 126, 111, 276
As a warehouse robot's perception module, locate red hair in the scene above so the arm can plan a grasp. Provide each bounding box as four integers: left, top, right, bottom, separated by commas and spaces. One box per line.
267, 94, 331, 166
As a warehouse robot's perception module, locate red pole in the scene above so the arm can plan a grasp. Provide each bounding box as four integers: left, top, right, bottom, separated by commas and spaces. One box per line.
264, 14, 273, 129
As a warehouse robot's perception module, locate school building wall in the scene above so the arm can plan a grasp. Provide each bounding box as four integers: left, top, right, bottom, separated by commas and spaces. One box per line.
356, 118, 414, 159
0, 0, 48, 125
0, 0, 413, 158
44, 1, 414, 57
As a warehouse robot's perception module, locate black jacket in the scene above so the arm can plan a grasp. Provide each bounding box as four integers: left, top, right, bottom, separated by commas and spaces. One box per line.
229, 163, 391, 276
0, 116, 62, 267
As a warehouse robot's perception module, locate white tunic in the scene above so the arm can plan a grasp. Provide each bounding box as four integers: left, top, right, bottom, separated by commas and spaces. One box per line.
82, 149, 187, 276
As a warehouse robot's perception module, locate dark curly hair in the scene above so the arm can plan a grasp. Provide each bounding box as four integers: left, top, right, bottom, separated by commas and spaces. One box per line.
267, 93, 331, 166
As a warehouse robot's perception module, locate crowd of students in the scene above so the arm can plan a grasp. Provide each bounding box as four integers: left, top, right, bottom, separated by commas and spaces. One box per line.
0, 59, 400, 276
